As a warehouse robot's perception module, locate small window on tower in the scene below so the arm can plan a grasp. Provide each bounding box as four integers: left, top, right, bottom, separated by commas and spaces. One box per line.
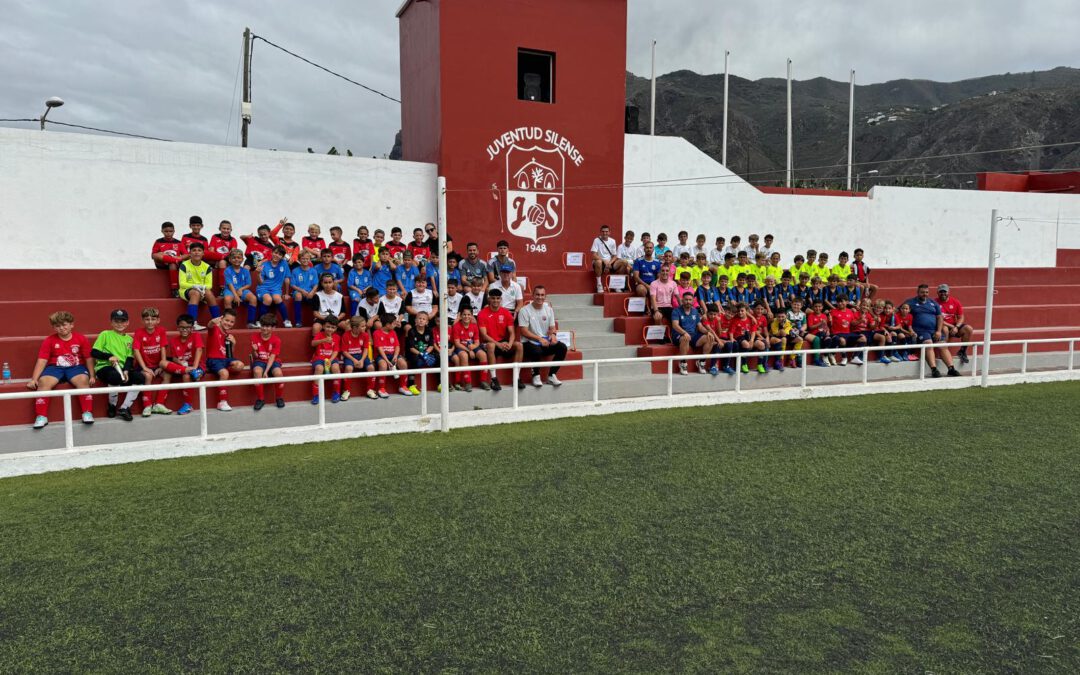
518, 49, 555, 103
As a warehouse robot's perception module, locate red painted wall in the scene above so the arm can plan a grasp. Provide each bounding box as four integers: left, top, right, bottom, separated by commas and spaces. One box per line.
756, 187, 868, 197
978, 171, 1080, 194
977, 172, 1030, 192
398, 0, 441, 165
399, 0, 628, 269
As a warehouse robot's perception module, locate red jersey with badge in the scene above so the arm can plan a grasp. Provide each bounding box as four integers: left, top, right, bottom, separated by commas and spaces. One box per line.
385, 241, 408, 258
302, 236, 326, 255
206, 324, 231, 360
728, 316, 755, 338
372, 329, 400, 356
829, 308, 857, 334
241, 235, 275, 267
38, 332, 92, 368
250, 333, 281, 363
152, 237, 185, 261
407, 243, 429, 261
327, 241, 352, 265
754, 314, 769, 335
806, 312, 829, 335
312, 332, 340, 361
340, 331, 372, 359
896, 313, 913, 330
208, 234, 238, 259
477, 307, 514, 342
169, 332, 205, 367
353, 239, 376, 268
181, 233, 209, 253
133, 328, 167, 368
451, 321, 480, 348
939, 297, 964, 324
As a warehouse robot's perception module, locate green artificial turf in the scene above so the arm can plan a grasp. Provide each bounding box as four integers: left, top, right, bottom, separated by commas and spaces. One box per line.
2, 382, 1080, 672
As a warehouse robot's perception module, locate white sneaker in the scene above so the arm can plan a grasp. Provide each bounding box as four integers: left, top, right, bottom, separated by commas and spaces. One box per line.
679, 363, 689, 376
850, 355, 864, 366
697, 360, 707, 372
399, 387, 414, 396
340, 390, 351, 402
547, 374, 562, 386
532, 375, 543, 388
217, 401, 233, 411
247, 322, 259, 329
193, 322, 207, 331
32, 415, 48, 429
283, 320, 293, 328
81, 412, 95, 425
366, 389, 379, 399
142, 406, 153, 418
596, 281, 604, 293
153, 403, 173, 414
838, 357, 848, 366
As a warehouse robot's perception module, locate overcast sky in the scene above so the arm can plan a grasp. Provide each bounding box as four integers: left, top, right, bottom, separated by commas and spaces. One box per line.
2, 0, 1077, 157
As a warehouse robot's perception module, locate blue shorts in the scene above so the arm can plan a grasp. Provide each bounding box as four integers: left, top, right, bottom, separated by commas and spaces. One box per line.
455, 347, 483, 359
255, 286, 284, 298
207, 358, 231, 373
375, 354, 398, 366
252, 360, 268, 371
343, 356, 372, 370
42, 364, 89, 383
678, 330, 703, 344
311, 360, 341, 369
916, 330, 935, 343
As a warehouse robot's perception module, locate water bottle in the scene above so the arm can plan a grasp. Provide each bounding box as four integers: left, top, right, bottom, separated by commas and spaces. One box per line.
2, 362, 10, 384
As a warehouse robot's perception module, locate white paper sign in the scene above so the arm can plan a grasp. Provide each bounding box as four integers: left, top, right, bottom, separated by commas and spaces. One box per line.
608, 275, 627, 291
555, 331, 573, 348
565, 252, 584, 267
644, 324, 667, 342
626, 297, 646, 313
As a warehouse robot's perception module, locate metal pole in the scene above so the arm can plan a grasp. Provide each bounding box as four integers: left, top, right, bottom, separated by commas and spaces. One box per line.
649, 40, 657, 136
437, 176, 450, 432
241, 27, 251, 148
592, 363, 600, 402
317, 378, 326, 428
199, 386, 208, 438
981, 209, 998, 388
62, 394, 74, 450
847, 69, 855, 191
722, 50, 730, 166
786, 59, 793, 188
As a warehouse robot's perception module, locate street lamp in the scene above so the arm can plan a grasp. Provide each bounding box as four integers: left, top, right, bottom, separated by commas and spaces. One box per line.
40, 97, 64, 130
855, 169, 879, 192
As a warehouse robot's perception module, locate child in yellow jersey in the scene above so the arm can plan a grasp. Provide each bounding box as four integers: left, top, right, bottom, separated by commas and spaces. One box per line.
692, 253, 709, 286
789, 255, 809, 284
675, 252, 696, 288
766, 252, 785, 282
815, 252, 831, 281
832, 251, 852, 281
178, 242, 221, 329
752, 252, 769, 283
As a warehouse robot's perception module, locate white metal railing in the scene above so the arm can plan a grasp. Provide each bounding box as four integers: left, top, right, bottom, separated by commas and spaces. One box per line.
2, 337, 1077, 454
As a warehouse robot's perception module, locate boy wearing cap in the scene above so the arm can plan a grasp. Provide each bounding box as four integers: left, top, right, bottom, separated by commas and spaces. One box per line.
91, 309, 147, 421
489, 266, 524, 313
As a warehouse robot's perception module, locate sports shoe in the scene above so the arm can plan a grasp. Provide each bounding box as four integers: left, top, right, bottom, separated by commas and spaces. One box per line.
958, 351, 969, 364
931, 368, 942, 378
33, 415, 48, 430
816, 359, 829, 367
828, 355, 839, 366
152, 403, 172, 415
741, 363, 749, 374
463, 382, 473, 392
107, 402, 117, 418
142, 406, 153, 418
756, 364, 766, 374
81, 412, 95, 425
479, 380, 491, 391
775, 360, 785, 372
723, 366, 736, 375
517, 379, 527, 390
193, 322, 207, 331
177, 403, 193, 415
294, 322, 303, 329
366, 389, 379, 400
490, 378, 502, 391
709, 366, 719, 376
679, 362, 689, 376
253, 399, 265, 411
118, 407, 133, 421
377, 389, 389, 399
310, 395, 319, 405
532, 375, 543, 388
452, 383, 463, 391
283, 320, 293, 328
408, 385, 421, 396
331, 392, 341, 403
908, 353, 919, 362
399, 387, 414, 396
596, 281, 604, 293
247, 322, 259, 329
547, 374, 562, 386
340, 390, 351, 402
189, 367, 205, 381
838, 357, 848, 366
850, 355, 864, 366
217, 401, 233, 411
697, 359, 707, 372
879, 356, 891, 365
275, 398, 286, 408
947, 366, 960, 377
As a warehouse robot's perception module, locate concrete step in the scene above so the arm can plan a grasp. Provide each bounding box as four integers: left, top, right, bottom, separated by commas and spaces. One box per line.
554, 305, 609, 320
557, 318, 615, 334
570, 332, 633, 349
547, 293, 597, 308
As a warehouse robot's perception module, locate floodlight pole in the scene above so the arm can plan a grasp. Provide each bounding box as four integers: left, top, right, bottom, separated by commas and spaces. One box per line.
786, 59, 793, 188
980, 209, 998, 388
722, 50, 730, 167
437, 176, 450, 430
847, 69, 855, 191
649, 40, 657, 136
241, 27, 252, 147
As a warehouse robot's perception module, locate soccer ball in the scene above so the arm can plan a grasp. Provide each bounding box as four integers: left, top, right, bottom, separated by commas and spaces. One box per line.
526, 204, 547, 228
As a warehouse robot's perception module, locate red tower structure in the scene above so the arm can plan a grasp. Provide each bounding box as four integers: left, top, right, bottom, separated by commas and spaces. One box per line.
397, 0, 628, 270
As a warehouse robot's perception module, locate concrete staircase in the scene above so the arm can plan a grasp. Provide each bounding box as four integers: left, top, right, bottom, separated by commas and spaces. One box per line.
549, 293, 652, 381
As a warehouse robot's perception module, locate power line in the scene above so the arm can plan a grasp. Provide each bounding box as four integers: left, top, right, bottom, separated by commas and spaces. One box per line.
0, 118, 36, 123
44, 120, 172, 141
251, 34, 400, 104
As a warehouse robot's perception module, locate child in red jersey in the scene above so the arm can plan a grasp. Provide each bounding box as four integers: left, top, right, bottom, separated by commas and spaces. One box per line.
372, 313, 409, 398
852, 248, 878, 298
828, 296, 866, 366
241, 224, 276, 270
250, 313, 285, 410
450, 306, 490, 392
340, 315, 376, 400
27, 311, 96, 429
327, 226, 352, 269
805, 300, 833, 367
205, 220, 238, 290
353, 226, 376, 269
205, 309, 245, 411
894, 302, 917, 361
302, 223, 327, 260
858, 298, 892, 364
310, 315, 343, 405
164, 313, 205, 415
727, 303, 760, 375
181, 216, 209, 260
751, 303, 772, 373
268, 218, 301, 267
407, 227, 429, 262
132, 306, 174, 416
700, 303, 730, 374
151, 221, 185, 296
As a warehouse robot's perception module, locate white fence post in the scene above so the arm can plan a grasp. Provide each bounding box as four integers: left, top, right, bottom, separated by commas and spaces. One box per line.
512, 365, 519, 410
199, 386, 208, 439
666, 360, 673, 397
421, 373, 428, 416
62, 393, 74, 451
1021, 342, 1028, 374
592, 363, 600, 403
735, 355, 742, 393
317, 378, 326, 428
862, 347, 869, 385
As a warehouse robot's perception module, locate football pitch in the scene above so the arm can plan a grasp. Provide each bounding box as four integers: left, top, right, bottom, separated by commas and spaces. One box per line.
2, 382, 1079, 672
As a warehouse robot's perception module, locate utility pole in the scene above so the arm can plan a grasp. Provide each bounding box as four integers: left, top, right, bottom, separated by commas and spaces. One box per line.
241, 27, 252, 148
649, 40, 657, 136
722, 50, 730, 167
847, 69, 855, 191
786, 59, 793, 188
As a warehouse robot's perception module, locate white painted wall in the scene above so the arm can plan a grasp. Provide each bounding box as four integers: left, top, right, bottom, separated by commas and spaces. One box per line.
0, 128, 438, 269
624, 135, 1079, 268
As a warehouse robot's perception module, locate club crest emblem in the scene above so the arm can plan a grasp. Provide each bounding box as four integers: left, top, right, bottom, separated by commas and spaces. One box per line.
506, 146, 563, 244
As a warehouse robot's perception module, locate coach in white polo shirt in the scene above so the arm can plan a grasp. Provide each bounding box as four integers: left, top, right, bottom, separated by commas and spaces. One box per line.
518, 285, 567, 387
590, 224, 624, 293
490, 265, 524, 312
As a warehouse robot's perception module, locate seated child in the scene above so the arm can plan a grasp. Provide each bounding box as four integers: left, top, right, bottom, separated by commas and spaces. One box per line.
450, 306, 491, 392
340, 315, 377, 400
372, 313, 410, 398
27, 311, 96, 429
223, 248, 258, 327
163, 314, 205, 415
310, 315, 343, 405
250, 313, 285, 411
290, 251, 320, 328
205, 309, 246, 411
92, 309, 146, 421
151, 221, 185, 296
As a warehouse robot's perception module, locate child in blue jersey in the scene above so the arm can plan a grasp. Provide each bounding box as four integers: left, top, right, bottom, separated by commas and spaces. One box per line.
290, 251, 320, 328
313, 247, 344, 291
396, 256, 421, 294
256, 245, 292, 327
844, 276, 863, 306
222, 249, 258, 327
371, 248, 396, 296
347, 253, 373, 313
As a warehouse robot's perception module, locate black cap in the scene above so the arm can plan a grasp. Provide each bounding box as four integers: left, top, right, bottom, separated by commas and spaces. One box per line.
110, 309, 129, 322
